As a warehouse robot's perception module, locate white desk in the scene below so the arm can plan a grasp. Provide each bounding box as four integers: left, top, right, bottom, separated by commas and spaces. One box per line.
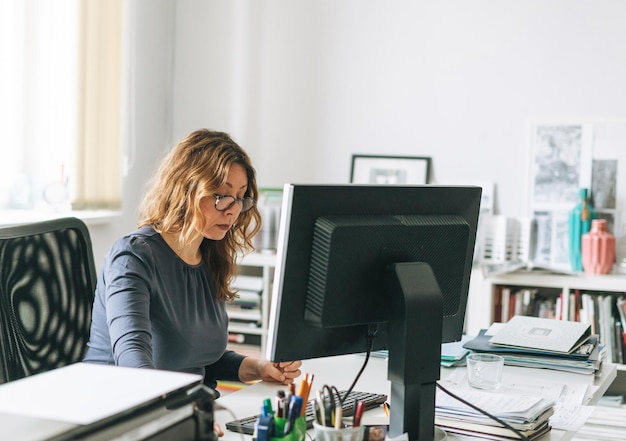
214, 354, 617, 441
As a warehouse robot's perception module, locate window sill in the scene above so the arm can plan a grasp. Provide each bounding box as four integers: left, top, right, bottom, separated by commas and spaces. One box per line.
0, 209, 121, 228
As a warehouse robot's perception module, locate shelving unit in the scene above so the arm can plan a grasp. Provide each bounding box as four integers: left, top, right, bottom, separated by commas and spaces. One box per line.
467, 270, 626, 330
227, 252, 276, 354
466, 269, 626, 393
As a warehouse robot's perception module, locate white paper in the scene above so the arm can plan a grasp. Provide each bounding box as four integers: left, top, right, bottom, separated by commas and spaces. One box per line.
436, 389, 548, 418
549, 403, 594, 431
440, 366, 590, 405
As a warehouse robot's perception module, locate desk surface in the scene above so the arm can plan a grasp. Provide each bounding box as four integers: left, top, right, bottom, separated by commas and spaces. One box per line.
214, 354, 617, 441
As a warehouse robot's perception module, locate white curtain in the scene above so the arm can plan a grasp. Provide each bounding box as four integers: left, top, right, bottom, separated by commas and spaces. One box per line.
74, 0, 123, 210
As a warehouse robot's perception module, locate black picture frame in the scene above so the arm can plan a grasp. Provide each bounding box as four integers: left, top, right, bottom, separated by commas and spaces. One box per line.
350, 154, 431, 185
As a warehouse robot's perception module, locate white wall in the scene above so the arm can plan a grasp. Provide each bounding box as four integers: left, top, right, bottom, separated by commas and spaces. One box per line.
88, 0, 176, 269
170, 0, 626, 217
90, 0, 626, 268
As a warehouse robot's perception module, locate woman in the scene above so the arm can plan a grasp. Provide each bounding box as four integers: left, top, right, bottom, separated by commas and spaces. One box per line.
84, 129, 301, 434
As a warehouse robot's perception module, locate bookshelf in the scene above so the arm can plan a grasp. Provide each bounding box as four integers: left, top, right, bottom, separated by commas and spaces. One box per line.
228, 252, 276, 354
468, 270, 626, 370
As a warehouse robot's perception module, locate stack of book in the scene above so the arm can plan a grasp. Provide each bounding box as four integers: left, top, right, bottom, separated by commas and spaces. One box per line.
435, 387, 554, 440
463, 316, 603, 375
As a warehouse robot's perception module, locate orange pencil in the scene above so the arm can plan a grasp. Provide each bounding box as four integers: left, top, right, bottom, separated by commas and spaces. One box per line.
297, 373, 309, 399
299, 373, 314, 416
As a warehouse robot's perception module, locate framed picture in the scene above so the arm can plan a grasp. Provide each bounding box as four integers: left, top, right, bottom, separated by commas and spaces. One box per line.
350, 155, 431, 185
529, 122, 593, 209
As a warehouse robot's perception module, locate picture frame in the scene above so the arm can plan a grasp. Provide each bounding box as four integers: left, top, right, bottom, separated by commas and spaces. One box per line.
529, 122, 593, 210
350, 154, 431, 185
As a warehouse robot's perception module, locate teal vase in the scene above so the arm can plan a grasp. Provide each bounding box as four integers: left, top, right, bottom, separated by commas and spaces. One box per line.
568, 188, 595, 272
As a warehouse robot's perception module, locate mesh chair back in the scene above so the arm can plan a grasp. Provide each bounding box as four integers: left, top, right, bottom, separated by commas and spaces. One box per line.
0, 217, 96, 383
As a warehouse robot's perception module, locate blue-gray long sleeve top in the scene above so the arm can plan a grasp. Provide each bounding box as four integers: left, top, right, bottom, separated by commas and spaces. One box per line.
84, 226, 244, 389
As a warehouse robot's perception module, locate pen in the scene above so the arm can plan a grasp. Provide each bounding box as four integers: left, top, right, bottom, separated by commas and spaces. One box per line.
353, 401, 365, 427
383, 402, 390, 418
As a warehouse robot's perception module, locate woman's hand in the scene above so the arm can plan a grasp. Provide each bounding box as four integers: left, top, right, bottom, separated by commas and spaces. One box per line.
261, 360, 302, 384
239, 358, 302, 384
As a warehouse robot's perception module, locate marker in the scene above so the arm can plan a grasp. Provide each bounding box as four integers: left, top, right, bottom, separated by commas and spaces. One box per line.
284, 395, 303, 434
276, 390, 286, 417
255, 415, 274, 441
263, 398, 274, 417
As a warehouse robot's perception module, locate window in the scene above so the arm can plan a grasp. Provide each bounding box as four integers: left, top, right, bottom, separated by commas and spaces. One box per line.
0, 0, 122, 212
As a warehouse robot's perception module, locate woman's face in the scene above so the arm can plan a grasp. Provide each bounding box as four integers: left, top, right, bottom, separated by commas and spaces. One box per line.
198, 163, 249, 240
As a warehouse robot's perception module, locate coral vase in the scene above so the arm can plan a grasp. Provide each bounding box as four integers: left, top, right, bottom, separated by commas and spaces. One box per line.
581, 219, 615, 275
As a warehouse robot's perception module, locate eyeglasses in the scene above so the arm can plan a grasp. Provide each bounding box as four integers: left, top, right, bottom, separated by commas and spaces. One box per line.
213, 194, 256, 213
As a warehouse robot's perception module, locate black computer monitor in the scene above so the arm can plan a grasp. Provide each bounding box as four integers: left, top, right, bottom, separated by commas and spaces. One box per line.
266, 184, 481, 441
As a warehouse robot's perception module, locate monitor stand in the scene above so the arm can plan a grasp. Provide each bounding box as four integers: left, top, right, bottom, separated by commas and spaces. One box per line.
385, 262, 445, 441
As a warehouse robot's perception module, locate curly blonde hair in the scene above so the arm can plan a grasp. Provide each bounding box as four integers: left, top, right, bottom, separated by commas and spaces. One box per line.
138, 129, 261, 301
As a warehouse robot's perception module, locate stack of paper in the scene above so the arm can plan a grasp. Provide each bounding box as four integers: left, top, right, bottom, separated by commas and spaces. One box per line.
435, 388, 554, 440
463, 318, 602, 375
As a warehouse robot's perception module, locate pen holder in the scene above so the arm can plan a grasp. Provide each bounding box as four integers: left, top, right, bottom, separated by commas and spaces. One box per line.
313, 422, 364, 441
270, 415, 307, 441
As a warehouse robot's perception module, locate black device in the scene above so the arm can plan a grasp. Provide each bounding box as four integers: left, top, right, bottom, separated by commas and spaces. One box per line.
265, 184, 481, 441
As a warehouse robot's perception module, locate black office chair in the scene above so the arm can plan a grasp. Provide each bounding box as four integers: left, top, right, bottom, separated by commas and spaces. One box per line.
0, 217, 97, 383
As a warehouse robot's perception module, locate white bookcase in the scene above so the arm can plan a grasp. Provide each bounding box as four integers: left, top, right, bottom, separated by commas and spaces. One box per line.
466, 269, 626, 395
228, 252, 276, 354
467, 270, 626, 333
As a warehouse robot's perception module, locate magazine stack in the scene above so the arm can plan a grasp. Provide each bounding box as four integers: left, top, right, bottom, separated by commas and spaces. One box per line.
463, 316, 603, 375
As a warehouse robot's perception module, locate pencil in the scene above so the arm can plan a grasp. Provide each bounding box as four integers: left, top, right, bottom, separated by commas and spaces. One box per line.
296, 373, 307, 396
300, 373, 314, 416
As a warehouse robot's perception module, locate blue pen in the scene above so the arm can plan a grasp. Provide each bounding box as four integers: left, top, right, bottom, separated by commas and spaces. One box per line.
283, 395, 303, 435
